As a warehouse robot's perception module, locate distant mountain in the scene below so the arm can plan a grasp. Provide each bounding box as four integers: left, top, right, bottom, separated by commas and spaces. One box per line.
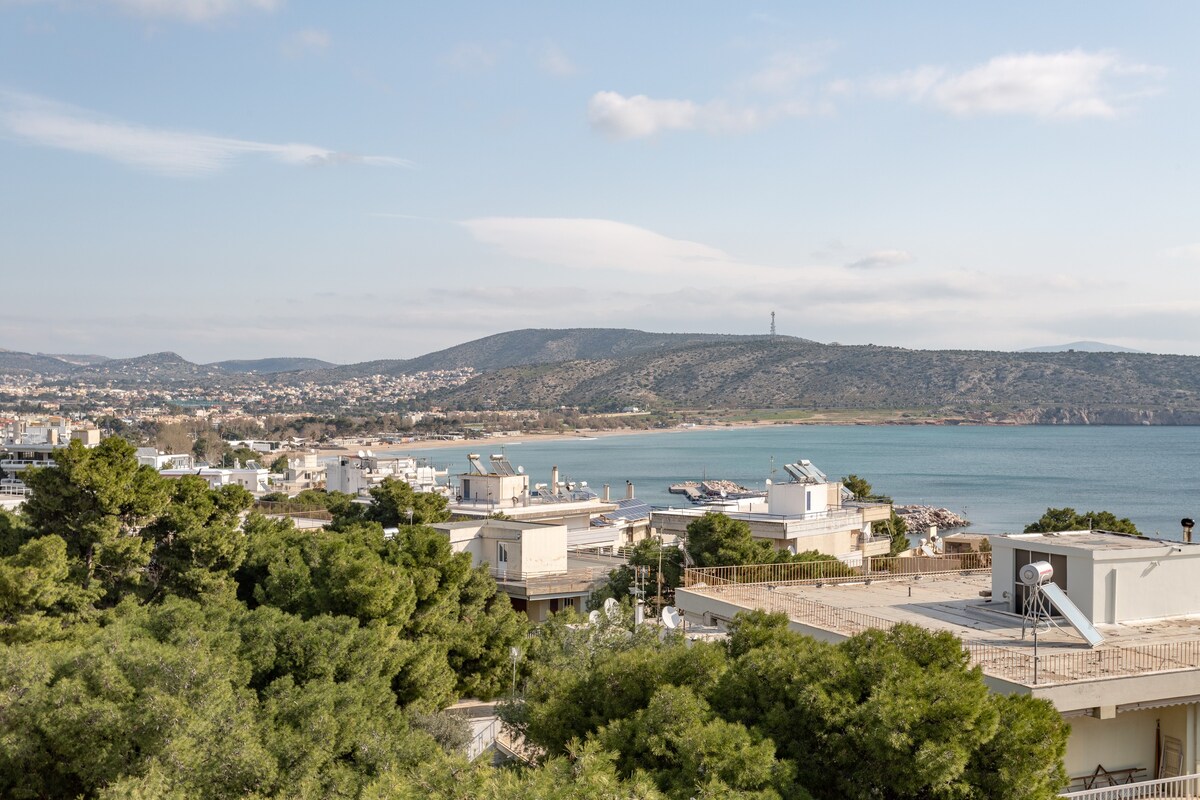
322, 328, 806, 378
41, 353, 112, 366
0, 349, 82, 374
211, 357, 337, 374
82, 352, 224, 381
1020, 341, 1145, 354
429, 337, 1200, 420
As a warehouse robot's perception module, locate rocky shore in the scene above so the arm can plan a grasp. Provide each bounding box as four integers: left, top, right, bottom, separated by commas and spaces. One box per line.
896, 505, 970, 531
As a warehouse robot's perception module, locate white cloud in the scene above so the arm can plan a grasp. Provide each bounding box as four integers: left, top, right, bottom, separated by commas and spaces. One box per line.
862, 50, 1164, 118
747, 48, 830, 94
444, 42, 499, 73
845, 250, 914, 270
282, 28, 330, 57
539, 43, 576, 77
105, 0, 281, 22
0, 92, 410, 176
587, 91, 809, 139
461, 216, 790, 280
1165, 244, 1200, 261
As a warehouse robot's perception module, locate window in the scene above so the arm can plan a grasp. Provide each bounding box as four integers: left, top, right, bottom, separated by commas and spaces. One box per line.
497, 542, 508, 565
806, 490, 812, 512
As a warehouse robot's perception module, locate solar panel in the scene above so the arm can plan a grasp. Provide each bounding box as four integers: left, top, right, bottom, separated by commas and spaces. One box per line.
1040, 582, 1105, 648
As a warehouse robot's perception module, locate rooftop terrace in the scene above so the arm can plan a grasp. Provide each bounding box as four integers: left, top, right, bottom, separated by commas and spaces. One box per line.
679, 556, 1200, 696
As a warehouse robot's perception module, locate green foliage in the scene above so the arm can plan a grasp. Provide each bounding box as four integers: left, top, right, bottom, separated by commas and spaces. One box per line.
0, 437, 532, 798
268, 454, 289, 473
361, 476, 451, 527
873, 509, 911, 555
510, 610, 1068, 800
22, 437, 171, 599
591, 538, 685, 609
1024, 507, 1141, 535
221, 445, 260, 468
685, 512, 788, 568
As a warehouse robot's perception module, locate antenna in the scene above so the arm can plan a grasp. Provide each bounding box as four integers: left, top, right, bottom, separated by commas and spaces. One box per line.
661, 606, 681, 629
770, 310, 776, 338
603, 597, 620, 620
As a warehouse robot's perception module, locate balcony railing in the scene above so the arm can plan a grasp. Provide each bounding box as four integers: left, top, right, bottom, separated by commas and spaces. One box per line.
491, 566, 612, 596
682, 552, 992, 587
687, 580, 1200, 686
1060, 773, 1200, 798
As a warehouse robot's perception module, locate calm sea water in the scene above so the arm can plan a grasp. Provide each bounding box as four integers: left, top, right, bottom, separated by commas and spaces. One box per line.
401, 425, 1200, 538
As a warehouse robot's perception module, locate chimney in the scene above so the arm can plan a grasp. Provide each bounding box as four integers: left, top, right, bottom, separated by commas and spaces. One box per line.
551, 466, 559, 491
603, 483, 610, 502
626, 480, 635, 500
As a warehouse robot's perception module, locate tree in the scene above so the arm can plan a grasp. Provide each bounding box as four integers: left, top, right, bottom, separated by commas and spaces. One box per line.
684, 513, 785, 568
873, 509, 910, 555
22, 438, 171, 599
268, 454, 289, 473
361, 477, 451, 527
840, 474, 892, 503
591, 538, 685, 609
1024, 507, 1141, 536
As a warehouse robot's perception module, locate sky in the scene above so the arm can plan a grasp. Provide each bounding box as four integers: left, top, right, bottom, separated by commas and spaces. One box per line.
1, 2, 1198, 363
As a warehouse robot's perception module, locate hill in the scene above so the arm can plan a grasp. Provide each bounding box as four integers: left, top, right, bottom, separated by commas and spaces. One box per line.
211, 357, 337, 374
322, 328, 793, 378
82, 352, 224, 381
1020, 341, 1145, 354
429, 338, 1200, 422
0, 350, 82, 374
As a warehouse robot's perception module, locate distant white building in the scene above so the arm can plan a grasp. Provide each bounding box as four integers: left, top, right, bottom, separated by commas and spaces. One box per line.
136, 447, 195, 470
273, 452, 326, 494
160, 466, 271, 495
433, 518, 612, 621
652, 459, 893, 564
326, 451, 448, 497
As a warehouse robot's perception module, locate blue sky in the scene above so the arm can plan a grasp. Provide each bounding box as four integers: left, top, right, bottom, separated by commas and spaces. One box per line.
2, 1, 1198, 362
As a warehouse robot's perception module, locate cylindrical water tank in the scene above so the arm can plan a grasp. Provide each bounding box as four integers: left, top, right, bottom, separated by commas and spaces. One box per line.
1019, 561, 1054, 586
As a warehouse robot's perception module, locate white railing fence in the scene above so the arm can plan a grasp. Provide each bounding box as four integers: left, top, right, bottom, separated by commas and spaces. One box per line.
1061, 773, 1200, 798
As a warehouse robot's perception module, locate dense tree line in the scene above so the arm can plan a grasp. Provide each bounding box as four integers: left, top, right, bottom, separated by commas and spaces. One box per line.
0, 438, 533, 798
502, 610, 1069, 800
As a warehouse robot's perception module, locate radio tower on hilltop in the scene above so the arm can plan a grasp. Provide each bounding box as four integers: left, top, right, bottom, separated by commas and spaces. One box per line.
770, 311, 776, 338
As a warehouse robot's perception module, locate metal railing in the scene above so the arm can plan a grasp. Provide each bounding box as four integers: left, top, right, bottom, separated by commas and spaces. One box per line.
683, 552, 992, 587
466, 718, 499, 762
491, 566, 612, 595
688, 578, 1200, 685
1060, 773, 1200, 798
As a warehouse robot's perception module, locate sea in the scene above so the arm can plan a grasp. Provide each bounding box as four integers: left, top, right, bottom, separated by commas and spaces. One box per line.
399, 425, 1200, 539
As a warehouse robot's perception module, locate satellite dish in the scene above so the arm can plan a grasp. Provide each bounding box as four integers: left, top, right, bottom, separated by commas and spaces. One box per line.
517, 465, 524, 474
765, 479, 772, 486
357, 450, 366, 458
786, 544, 796, 556
603, 597, 620, 620
588, 610, 600, 625
366, 449, 375, 457
661, 606, 681, 629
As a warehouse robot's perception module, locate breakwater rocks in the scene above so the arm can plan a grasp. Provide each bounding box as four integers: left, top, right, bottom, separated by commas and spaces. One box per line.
896, 505, 969, 531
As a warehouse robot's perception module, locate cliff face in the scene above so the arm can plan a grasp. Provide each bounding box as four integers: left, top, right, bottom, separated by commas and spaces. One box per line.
993, 408, 1200, 425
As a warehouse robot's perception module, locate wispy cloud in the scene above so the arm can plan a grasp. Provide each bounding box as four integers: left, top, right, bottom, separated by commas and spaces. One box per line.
443, 42, 499, 73
0, 91, 410, 176
747, 46, 832, 94
460, 216, 789, 280
282, 28, 330, 57
79, 0, 282, 23
1165, 243, 1200, 261
845, 250, 913, 270
539, 43, 576, 77
587, 91, 810, 140
856, 50, 1164, 119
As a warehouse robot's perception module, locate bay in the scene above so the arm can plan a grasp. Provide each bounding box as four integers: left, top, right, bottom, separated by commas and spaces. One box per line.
401, 425, 1200, 539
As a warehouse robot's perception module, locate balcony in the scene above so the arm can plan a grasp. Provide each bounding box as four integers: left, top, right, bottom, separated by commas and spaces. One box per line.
1060, 773, 1200, 798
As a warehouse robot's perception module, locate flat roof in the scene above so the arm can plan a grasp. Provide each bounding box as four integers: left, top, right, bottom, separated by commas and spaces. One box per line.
682, 572, 1200, 691
996, 530, 1200, 553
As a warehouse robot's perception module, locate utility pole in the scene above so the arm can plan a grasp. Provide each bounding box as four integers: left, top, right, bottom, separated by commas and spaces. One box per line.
770, 310, 776, 338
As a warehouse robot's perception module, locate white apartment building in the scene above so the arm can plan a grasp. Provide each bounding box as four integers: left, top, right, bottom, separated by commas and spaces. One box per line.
432, 518, 612, 621
135, 447, 195, 470
652, 459, 893, 564
326, 451, 447, 497
159, 466, 271, 495
449, 455, 622, 550
675, 529, 1200, 795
